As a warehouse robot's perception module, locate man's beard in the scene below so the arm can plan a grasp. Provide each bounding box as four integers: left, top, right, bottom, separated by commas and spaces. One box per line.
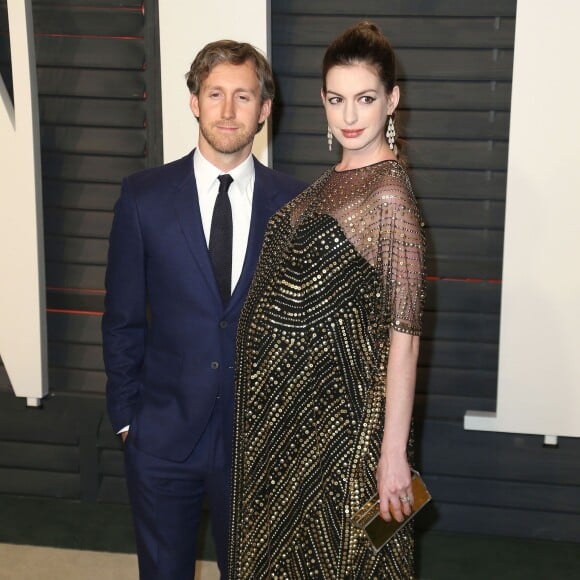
199, 120, 259, 155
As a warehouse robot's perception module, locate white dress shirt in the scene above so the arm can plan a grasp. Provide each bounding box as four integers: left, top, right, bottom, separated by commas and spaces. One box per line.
194, 149, 254, 293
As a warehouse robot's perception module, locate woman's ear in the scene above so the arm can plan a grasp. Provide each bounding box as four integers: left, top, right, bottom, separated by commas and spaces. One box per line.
388, 85, 400, 115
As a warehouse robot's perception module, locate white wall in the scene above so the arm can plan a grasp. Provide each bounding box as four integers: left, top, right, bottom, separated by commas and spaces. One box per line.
158, 0, 271, 165
465, 0, 580, 439
0, 0, 48, 405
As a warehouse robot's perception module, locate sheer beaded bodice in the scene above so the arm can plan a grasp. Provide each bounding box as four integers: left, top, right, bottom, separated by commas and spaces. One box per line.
288, 161, 424, 332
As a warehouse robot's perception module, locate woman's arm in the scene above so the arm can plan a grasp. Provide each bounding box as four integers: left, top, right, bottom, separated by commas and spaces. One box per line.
376, 328, 420, 522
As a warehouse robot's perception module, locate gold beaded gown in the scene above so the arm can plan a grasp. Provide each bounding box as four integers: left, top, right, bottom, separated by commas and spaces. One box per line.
229, 160, 426, 579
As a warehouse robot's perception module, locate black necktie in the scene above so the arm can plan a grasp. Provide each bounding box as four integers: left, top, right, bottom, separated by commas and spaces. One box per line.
209, 174, 234, 305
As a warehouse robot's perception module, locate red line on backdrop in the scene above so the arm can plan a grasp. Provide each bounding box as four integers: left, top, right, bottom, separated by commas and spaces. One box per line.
47, 308, 102, 316
46, 278, 501, 317
46, 278, 502, 301
426, 276, 501, 284
37, 33, 143, 41
47, 286, 105, 294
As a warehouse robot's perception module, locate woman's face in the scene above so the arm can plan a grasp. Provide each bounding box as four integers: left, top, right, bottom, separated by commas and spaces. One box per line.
322, 62, 399, 158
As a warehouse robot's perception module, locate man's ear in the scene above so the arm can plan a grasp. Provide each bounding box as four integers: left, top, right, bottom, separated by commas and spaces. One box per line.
190, 93, 200, 118
388, 85, 400, 115
259, 98, 272, 124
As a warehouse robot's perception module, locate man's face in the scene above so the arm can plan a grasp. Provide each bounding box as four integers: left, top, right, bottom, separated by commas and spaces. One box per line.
190, 61, 271, 163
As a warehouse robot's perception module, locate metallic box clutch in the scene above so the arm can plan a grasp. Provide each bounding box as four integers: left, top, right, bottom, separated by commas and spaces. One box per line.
351, 469, 432, 553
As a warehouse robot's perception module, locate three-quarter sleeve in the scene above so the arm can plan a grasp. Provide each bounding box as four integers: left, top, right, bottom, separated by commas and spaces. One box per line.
377, 178, 426, 335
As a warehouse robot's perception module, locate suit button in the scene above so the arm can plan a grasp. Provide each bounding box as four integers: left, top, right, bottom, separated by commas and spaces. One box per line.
219, 320, 228, 329
210, 361, 219, 370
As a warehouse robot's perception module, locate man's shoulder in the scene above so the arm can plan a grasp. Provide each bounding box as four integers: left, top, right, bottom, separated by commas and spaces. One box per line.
124, 151, 193, 192
254, 160, 307, 196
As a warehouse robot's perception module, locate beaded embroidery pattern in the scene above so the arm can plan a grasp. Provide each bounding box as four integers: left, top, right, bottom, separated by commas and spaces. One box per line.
229, 160, 426, 579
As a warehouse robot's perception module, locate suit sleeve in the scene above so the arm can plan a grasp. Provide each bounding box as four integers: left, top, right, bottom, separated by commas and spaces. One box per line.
102, 177, 147, 432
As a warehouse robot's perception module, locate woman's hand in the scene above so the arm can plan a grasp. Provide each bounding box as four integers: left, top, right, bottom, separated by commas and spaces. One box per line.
376, 452, 413, 523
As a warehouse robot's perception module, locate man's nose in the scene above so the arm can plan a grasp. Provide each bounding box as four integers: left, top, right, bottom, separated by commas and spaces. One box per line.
222, 96, 235, 119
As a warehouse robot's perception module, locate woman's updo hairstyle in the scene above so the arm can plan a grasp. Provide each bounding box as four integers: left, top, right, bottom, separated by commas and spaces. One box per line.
322, 21, 403, 159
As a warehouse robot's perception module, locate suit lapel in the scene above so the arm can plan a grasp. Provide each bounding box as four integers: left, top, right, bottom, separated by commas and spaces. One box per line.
173, 151, 222, 305
227, 158, 282, 313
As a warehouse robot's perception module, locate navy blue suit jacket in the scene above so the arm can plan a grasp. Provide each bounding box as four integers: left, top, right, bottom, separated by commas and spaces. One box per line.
102, 150, 305, 461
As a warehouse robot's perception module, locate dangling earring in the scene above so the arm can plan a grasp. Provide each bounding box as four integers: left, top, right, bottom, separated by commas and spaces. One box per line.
327, 126, 333, 151
386, 115, 396, 151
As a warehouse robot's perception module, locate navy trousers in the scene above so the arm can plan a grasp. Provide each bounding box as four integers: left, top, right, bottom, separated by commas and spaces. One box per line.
124, 404, 230, 579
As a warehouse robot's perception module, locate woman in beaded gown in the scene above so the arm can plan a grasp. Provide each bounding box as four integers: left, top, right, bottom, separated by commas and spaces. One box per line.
229, 22, 426, 579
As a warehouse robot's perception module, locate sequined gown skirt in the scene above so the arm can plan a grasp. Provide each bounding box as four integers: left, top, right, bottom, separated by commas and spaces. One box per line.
230, 163, 423, 579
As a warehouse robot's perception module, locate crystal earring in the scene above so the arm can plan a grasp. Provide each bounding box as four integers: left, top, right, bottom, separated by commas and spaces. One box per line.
386, 115, 396, 150
327, 126, 333, 151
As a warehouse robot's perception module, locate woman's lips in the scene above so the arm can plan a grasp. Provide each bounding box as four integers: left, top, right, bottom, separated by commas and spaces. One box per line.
341, 129, 363, 138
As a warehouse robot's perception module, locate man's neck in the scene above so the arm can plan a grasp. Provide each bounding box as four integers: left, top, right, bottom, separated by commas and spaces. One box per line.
197, 141, 253, 173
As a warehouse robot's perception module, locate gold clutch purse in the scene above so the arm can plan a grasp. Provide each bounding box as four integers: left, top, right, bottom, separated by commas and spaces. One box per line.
351, 469, 432, 553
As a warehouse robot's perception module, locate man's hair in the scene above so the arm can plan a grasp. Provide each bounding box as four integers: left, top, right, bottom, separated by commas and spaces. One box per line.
186, 40, 275, 103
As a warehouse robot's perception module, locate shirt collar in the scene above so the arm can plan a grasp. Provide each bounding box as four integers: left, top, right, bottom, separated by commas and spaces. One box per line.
193, 148, 254, 196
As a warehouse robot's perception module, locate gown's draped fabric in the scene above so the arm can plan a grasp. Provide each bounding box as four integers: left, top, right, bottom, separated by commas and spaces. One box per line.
229, 161, 426, 579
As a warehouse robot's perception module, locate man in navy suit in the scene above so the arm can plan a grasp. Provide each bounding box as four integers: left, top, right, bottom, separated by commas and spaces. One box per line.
102, 40, 305, 579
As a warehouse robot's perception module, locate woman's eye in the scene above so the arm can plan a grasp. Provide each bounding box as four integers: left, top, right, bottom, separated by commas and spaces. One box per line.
360, 96, 376, 104
328, 97, 342, 105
